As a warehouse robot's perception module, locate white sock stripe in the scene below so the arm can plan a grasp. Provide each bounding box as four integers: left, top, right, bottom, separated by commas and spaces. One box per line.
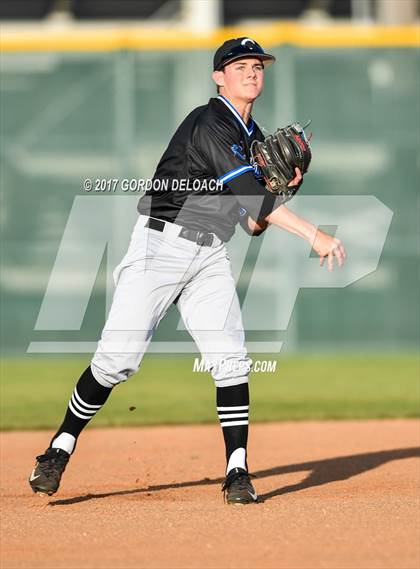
218, 413, 248, 419
70, 394, 97, 416
216, 405, 249, 411
68, 399, 95, 421
74, 387, 102, 409
220, 420, 249, 427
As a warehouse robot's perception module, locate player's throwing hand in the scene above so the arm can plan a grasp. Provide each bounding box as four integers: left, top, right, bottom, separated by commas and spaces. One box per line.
312, 230, 347, 272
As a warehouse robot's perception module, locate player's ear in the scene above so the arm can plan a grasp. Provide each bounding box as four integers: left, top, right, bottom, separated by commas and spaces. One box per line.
212, 70, 224, 90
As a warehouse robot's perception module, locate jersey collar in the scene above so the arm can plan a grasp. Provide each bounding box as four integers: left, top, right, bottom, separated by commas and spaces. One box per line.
216, 95, 255, 137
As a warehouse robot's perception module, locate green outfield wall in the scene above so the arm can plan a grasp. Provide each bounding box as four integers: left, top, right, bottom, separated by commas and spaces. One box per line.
1, 32, 418, 355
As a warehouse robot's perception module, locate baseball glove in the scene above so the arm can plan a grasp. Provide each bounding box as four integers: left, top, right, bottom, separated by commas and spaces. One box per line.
250, 121, 312, 200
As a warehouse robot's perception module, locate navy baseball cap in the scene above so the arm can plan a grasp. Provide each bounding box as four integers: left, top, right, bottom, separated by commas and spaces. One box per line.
213, 37, 276, 71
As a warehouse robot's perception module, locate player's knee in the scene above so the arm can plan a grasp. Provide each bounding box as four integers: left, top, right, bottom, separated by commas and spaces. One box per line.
210, 354, 251, 388
90, 357, 139, 388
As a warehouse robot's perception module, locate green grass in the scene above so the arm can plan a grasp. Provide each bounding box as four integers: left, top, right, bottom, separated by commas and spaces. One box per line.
0, 354, 418, 430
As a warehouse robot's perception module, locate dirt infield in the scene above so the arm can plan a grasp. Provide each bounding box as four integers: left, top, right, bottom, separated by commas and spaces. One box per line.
1, 420, 419, 569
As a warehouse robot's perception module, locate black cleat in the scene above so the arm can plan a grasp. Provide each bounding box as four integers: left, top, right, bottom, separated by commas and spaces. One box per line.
29, 447, 70, 496
222, 467, 258, 505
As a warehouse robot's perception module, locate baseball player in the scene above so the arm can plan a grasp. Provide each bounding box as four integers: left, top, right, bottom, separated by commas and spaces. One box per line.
29, 37, 346, 504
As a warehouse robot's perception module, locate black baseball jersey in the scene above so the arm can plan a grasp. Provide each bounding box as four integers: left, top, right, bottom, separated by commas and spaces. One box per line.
137, 95, 278, 242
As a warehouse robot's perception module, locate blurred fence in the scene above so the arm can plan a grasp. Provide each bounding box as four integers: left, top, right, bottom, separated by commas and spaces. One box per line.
0, 26, 418, 354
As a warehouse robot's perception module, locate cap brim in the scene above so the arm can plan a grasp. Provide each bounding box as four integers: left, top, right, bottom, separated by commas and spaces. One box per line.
220, 53, 276, 69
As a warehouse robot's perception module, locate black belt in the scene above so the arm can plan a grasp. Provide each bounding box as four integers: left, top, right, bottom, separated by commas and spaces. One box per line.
145, 217, 215, 247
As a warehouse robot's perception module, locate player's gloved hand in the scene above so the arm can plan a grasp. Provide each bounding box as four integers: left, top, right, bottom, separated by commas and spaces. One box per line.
312, 230, 347, 272
251, 121, 312, 202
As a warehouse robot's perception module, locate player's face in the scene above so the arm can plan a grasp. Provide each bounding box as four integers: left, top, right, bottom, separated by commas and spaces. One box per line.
215, 57, 264, 102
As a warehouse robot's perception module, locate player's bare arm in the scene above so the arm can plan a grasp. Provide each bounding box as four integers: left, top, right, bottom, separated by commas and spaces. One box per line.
248, 201, 347, 272
247, 165, 346, 271
247, 207, 346, 271
265, 203, 346, 271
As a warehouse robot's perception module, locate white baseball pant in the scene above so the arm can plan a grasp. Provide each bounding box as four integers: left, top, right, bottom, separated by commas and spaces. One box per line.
91, 215, 251, 388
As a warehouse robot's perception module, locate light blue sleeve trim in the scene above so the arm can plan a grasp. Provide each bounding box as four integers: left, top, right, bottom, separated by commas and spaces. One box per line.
218, 165, 254, 184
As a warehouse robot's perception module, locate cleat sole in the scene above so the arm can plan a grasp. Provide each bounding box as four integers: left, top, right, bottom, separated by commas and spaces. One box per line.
30, 486, 55, 496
